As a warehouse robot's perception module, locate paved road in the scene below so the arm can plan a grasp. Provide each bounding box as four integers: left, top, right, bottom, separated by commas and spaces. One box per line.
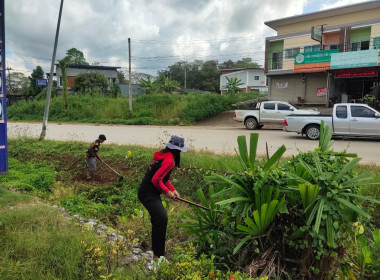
7, 121, 380, 165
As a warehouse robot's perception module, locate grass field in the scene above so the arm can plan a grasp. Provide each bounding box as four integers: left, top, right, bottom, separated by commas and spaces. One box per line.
1, 137, 379, 279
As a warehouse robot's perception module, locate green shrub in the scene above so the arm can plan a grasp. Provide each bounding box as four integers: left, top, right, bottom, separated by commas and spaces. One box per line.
1, 158, 56, 194
7, 92, 262, 125
182, 127, 380, 278
148, 244, 265, 280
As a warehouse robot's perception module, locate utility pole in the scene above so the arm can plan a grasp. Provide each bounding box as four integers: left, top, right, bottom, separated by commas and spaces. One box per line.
128, 38, 132, 111
184, 64, 187, 90
6, 67, 12, 92
39, 0, 64, 140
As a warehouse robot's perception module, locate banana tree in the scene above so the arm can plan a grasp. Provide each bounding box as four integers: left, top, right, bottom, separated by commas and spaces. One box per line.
222, 75, 244, 94
139, 76, 155, 94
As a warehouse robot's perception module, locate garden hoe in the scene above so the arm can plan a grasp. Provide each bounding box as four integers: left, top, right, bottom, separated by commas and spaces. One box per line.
103, 161, 124, 181
176, 197, 220, 212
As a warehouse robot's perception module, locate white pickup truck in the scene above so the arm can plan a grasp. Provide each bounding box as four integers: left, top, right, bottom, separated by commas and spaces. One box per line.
233, 101, 319, 130
284, 103, 380, 140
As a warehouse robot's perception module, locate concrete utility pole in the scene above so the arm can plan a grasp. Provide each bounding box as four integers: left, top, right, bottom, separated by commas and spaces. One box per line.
6, 67, 12, 92
184, 64, 187, 89
128, 38, 132, 111
40, 0, 64, 140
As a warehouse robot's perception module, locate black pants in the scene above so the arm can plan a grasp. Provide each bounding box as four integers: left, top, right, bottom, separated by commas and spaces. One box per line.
138, 192, 168, 257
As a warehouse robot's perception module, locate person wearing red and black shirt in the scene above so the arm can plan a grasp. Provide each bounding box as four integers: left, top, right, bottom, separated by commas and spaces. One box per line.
138, 135, 188, 259
85, 134, 106, 182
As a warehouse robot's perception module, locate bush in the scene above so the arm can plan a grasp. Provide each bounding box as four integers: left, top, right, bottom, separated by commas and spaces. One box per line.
182, 127, 380, 279
7, 91, 262, 125
1, 158, 56, 194
148, 244, 266, 280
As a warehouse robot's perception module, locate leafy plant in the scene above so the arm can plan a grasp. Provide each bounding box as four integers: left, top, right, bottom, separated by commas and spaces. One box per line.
285, 121, 380, 278
180, 186, 234, 260
235, 187, 285, 253
208, 133, 287, 216
182, 133, 288, 271
148, 244, 265, 280
222, 75, 244, 94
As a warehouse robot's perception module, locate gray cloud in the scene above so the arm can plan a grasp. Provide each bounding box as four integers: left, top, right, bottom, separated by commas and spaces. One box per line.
3, 0, 369, 77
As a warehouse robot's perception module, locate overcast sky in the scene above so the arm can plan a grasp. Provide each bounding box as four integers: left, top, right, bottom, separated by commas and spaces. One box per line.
4, 0, 374, 77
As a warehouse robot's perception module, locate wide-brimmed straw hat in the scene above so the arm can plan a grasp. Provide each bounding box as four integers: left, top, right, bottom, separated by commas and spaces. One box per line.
165, 135, 188, 152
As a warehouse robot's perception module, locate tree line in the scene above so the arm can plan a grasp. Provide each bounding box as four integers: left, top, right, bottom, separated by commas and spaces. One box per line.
6, 47, 261, 99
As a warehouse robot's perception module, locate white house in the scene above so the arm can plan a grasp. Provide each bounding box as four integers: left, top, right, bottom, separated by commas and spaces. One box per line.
220, 68, 268, 94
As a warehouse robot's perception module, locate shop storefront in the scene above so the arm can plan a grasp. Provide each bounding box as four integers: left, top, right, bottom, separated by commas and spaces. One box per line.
328, 49, 380, 107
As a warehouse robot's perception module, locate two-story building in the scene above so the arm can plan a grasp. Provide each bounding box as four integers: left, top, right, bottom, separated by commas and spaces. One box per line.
220, 68, 268, 94
264, 1, 380, 106
56, 64, 120, 91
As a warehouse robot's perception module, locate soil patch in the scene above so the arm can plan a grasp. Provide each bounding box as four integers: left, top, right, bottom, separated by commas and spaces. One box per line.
53, 154, 131, 185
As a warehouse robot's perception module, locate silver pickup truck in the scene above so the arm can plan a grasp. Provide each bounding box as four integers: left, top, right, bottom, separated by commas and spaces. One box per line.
234, 101, 319, 130
284, 103, 380, 140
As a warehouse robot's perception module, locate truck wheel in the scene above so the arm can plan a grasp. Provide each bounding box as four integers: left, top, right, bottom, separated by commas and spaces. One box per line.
305, 125, 320, 140
245, 117, 258, 130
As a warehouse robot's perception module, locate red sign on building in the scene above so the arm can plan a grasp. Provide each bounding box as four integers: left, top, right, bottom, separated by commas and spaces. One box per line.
335, 71, 378, 78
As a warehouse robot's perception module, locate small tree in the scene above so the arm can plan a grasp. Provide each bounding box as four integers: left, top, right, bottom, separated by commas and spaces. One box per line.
26, 66, 44, 99
154, 75, 180, 93
6, 72, 29, 96
65, 48, 89, 65
57, 58, 69, 110
71, 72, 108, 95
117, 70, 128, 84
109, 83, 121, 98
139, 76, 155, 94
163, 76, 181, 93
222, 75, 244, 94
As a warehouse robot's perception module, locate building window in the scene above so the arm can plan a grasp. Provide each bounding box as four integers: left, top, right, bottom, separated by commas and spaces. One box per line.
108, 78, 115, 86
304, 45, 320, 52
284, 47, 300, 59
329, 44, 340, 50
254, 76, 259, 80
350, 41, 369, 51
271, 51, 283, 70
373, 37, 380, 49
59, 76, 62, 87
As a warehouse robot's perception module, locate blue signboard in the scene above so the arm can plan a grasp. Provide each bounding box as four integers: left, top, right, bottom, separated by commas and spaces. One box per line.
0, 0, 8, 174
330, 49, 379, 69
36, 78, 48, 86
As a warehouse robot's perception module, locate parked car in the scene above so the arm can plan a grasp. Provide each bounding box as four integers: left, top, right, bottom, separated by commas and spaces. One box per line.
233, 101, 320, 130
283, 103, 380, 140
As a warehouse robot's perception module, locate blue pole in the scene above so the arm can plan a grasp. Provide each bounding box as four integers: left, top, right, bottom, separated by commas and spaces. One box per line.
0, 0, 8, 174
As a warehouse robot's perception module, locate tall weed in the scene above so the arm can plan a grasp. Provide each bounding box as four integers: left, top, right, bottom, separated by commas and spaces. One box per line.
7, 92, 261, 124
